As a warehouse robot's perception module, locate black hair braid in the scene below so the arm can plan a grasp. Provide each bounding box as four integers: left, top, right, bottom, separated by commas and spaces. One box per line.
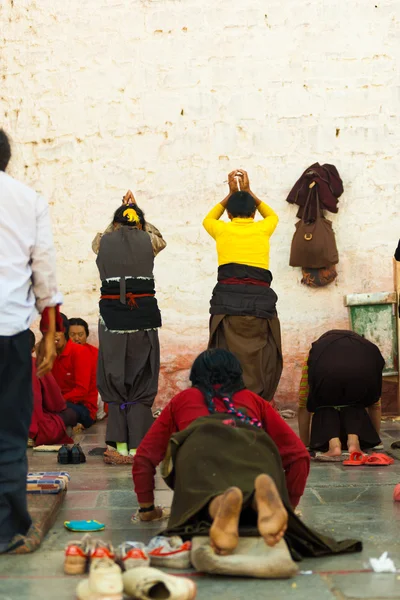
194, 378, 217, 415
190, 349, 262, 429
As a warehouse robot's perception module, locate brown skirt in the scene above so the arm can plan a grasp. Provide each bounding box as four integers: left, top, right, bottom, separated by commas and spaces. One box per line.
161, 414, 362, 560
209, 315, 283, 401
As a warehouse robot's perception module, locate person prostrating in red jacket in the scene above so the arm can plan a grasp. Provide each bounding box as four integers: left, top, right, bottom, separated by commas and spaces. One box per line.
132, 349, 361, 561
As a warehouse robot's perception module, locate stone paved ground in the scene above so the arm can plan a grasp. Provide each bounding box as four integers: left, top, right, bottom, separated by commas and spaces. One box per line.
1, 418, 400, 599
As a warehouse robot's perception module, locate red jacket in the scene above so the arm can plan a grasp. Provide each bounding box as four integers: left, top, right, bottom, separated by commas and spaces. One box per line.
132, 388, 310, 508
51, 340, 98, 420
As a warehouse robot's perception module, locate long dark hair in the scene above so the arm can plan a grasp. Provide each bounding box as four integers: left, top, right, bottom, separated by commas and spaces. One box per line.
60, 313, 69, 340
113, 204, 146, 229
189, 349, 262, 428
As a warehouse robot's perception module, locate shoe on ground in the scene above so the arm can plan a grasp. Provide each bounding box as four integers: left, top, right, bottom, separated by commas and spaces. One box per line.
58, 444, 71, 465
122, 566, 196, 600
103, 448, 134, 465
64, 534, 92, 575
76, 557, 123, 600
71, 443, 86, 464
117, 541, 150, 570
90, 540, 115, 564
147, 536, 192, 569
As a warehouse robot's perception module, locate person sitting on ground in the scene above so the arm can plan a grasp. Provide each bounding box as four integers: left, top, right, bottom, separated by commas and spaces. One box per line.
203, 170, 282, 402
29, 330, 76, 446
297, 330, 384, 457
132, 349, 361, 560
68, 317, 105, 420
51, 314, 98, 429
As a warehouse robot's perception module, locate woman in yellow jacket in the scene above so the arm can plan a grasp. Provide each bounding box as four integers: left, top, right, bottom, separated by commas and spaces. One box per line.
203, 170, 281, 401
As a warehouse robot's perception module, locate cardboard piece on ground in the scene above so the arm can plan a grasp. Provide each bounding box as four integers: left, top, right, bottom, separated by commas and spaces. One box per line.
191, 536, 298, 579
33, 445, 62, 452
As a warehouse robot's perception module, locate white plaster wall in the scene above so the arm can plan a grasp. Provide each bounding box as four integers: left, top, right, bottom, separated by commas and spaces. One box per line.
1, 0, 399, 406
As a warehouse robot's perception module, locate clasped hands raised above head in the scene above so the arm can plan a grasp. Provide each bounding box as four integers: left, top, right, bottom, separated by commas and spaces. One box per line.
120, 169, 252, 208
227, 169, 251, 194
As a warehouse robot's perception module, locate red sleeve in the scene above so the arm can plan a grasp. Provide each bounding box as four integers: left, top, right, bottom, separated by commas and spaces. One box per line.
132, 401, 177, 504
63, 346, 91, 404
40, 305, 63, 333
261, 400, 310, 506
285, 457, 310, 508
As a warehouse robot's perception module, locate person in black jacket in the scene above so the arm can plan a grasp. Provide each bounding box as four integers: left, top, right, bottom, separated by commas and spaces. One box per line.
395, 240, 400, 261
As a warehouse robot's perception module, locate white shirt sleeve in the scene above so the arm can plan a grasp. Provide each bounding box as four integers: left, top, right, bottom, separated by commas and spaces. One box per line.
31, 195, 63, 313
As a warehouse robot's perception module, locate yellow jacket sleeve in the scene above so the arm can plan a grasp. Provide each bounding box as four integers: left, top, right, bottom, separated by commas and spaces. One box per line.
257, 202, 279, 236
202, 204, 226, 239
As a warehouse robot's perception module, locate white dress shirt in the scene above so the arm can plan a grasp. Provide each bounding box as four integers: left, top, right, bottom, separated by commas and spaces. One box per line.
0, 171, 62, 336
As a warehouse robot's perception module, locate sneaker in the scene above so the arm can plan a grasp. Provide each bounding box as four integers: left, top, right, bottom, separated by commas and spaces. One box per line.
58, 445, 71, 465
90, 540, 115, 564
76, 558, 123, 600
71, 443, 86, 464
147, 536, 192, 569
122, 566, 197, 600
118, 542, 150, 570
64, 534, 92, 575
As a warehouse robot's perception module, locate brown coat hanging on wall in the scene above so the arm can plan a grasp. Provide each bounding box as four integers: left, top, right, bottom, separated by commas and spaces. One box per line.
287, 163, 343, 288
286, 163, 343, 220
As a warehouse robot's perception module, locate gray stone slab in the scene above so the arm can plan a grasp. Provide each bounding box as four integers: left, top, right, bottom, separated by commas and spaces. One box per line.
329, 573, 400, 598
193, 574, 337, 600
0, 577, 80, 600
3, 416, 400, 600
95, 489, 137, 508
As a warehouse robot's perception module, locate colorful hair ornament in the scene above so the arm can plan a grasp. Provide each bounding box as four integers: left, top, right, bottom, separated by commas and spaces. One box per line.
123, 207, 140, 224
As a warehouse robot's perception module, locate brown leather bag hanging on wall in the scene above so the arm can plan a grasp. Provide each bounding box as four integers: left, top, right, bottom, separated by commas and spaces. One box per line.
289, 185, 339, 269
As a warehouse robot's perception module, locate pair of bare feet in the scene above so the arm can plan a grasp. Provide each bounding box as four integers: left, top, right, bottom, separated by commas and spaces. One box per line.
321, 435, 361, 458
208, 474, 288, 556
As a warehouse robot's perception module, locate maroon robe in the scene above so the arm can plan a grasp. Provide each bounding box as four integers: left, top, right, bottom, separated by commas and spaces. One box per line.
29, 358, 73, 446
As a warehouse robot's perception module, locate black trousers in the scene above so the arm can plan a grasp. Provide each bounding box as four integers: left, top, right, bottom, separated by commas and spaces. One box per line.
0, 330, 32, 546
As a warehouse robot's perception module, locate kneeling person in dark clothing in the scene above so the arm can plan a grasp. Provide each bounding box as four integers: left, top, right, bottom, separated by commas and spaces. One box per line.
298, 330, 384, 457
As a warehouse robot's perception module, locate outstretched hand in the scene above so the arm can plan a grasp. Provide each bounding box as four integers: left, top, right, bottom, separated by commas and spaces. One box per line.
123, 190, 136, 205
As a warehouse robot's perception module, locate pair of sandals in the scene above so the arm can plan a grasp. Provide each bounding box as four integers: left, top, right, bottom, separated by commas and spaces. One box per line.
343, 451, 394, 466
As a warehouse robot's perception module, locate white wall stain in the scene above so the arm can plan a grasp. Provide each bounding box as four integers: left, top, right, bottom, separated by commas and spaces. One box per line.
1, 0, 399, 404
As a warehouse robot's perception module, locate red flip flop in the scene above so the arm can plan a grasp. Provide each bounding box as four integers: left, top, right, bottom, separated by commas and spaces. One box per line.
363, 453, 394, 466
342, 451, 367, 466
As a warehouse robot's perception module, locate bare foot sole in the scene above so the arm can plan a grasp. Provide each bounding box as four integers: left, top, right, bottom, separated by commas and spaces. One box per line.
255, 474, 288, 547
209, 487, 243, 556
